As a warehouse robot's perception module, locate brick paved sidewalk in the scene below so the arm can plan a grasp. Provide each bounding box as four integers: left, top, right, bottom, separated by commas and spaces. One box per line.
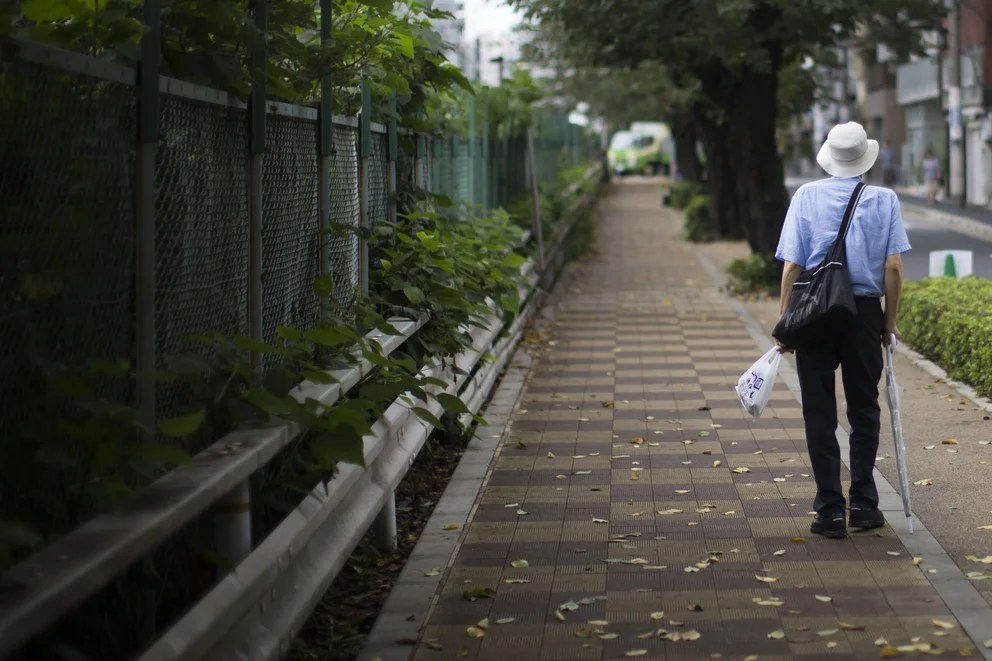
400, 182, 987, 660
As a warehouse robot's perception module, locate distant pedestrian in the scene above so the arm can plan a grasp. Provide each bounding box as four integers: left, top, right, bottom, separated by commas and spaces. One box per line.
922, 149, 940, 205
879, 141, 896, 186
774, 121, 911, 539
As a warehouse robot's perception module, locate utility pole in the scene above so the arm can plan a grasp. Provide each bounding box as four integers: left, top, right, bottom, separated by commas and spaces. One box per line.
948, 0, 966, 206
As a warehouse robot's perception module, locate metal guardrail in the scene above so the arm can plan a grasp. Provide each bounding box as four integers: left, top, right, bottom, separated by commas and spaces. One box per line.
0, 165, 603, 660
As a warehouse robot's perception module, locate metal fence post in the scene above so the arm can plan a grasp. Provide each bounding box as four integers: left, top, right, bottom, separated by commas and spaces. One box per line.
468, 94, 476, 206
136, 0, 160, 444
526, 125, 544, 272
318, 0, 332, 320
387, 92, 398, 225
358, 73, 371, 299
370, 95, 399, 554
136, 0, 162, 641
214, 0, 265, 574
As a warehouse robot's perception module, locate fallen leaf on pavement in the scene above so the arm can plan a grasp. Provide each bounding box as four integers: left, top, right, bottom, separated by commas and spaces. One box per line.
840, 622, 865, 631
817, 629, 838, 637
791, 536, 806, 543
687, 604, 703, 612
424, 568, 441, 577
773, 549, 786, 556
755, 574, 778, 583
650, 611, 665, 620
682, 630, 701, 641
592, 517, 608, 524
932, 618, 956, 629
768, 629, 786, 640
624, 650, 648, 657
466, 626, 485, 638
732, 467, 751, 474
914, 478, 934, 486
444, 523, 460, 530
510, 559, 529, 568
504, 578, 529, 584
815, 595, 832, 602
875, 637, 890, 646
942, 438, 959, 445
514, 441, 527, 449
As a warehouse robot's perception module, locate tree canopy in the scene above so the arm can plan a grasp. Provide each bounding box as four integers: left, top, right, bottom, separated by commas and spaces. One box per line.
510, 0, 946, 254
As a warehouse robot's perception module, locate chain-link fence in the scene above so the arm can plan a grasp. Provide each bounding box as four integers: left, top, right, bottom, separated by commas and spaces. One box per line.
0, 38, 594, 464
0, 56, 136, 464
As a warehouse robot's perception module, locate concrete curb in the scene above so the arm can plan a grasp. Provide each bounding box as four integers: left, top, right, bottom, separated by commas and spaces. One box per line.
696, 250, 992, 658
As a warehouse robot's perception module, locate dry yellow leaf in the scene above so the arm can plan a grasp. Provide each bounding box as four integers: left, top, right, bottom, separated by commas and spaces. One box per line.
631, 472, 640, 480
875, 637, 890, 647
682, 630, 702, 641
773, 549, 786, 556
504, 578, 530, 584
588, 619, 609, 627
755, 574, 778, 583
818, 629, 839, 637
791, 536, 806, 543
943, 438, 959, 445
592, 517, 609, 524
914, 478, 934, 486
466, 626, 486, 638
624, 650, 648, 657
713, 460, 722, 467
814, 594, 832, 602
977, 525, 992, 530
444, 523, 460, 530
554, 610, 565, 621
630, 437, 645, 445
880, 646, 903, 657
732, 467, 751, 474
650, 611, 665, 620
840, 622, 865, 631
768, 629, 786, 640
424, 568, 441, 577
510, 559, 529, 568
598, 633, 619, 640
675, 489, 692, 494
933, 618, 956, 630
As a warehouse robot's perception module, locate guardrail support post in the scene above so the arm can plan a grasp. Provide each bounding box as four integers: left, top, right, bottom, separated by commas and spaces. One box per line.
215, 482, 253, 568
371, 491, 398, 553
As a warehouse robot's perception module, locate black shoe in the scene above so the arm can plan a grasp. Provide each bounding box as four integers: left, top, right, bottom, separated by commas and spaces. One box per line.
849, 506, 885, 530
810, 512, 847, 539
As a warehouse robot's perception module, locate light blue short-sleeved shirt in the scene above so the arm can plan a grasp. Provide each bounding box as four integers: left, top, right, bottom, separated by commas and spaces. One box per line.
774, 177, 911, 297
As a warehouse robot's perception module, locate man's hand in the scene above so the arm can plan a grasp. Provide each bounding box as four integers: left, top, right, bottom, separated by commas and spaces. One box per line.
775, 339, 794, 354
882, 325, 901, 347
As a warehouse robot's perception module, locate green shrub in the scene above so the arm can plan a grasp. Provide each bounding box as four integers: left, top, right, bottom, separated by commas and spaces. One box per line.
667, 180, 702, 209
725, 253, 782, 296
684, 194, 715, 242
899, 276, 992, 398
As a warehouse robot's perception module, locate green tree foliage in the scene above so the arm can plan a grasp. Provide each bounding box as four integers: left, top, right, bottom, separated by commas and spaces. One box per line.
4, 0, 470, 118
509, 0, 945, 253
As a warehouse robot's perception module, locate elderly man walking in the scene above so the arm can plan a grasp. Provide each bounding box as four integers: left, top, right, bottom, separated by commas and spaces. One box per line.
774, 122, 911, 539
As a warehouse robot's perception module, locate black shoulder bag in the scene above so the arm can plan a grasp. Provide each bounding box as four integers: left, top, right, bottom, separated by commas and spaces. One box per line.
772, 182, 866, 349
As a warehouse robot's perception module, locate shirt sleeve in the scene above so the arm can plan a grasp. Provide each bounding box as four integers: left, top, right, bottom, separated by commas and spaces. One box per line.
775, 188, 806, 265
886, 193, 911, 255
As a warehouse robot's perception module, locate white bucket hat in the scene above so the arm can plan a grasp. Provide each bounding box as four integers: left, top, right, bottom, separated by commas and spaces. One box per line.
816, 121, 879, 177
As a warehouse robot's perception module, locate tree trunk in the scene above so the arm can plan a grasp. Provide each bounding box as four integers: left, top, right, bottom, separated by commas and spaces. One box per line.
732, 70, 790, 255
697, 116, 744, 240
670, 113, 703, 184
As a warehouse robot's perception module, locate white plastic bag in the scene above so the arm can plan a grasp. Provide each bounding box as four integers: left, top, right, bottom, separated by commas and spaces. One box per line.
736, 347, 782, 421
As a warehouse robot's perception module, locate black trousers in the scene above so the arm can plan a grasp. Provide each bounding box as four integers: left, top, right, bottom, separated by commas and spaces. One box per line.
795, 298, 884, 516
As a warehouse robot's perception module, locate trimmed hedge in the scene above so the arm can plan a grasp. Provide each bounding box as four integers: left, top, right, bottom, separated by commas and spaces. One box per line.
899, 276, 992, 398
667, 180, 703, 210
684, 193, 715, 242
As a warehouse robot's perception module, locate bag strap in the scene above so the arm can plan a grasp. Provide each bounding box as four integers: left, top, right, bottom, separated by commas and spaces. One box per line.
826, 182, 866, 262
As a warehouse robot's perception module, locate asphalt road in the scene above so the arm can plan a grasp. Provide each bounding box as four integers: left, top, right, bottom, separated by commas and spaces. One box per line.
900, 206, 992, 280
